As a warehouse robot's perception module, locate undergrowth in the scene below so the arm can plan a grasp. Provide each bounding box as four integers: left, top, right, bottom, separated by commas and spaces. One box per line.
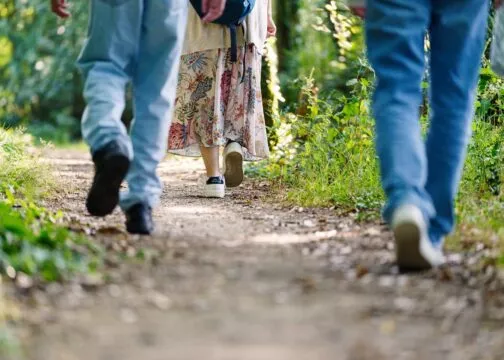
0, 128, 102, 283
251, 69, 504, 251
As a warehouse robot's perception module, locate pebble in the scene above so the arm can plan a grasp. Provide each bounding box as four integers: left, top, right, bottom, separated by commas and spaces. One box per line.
364, 227, 381, 237
120, 308, 138, 324
6, 266, 16, 279
46, 283, 63, 296
340, 246, 353, 255
442, 297, 464, 313
330, 255, 346, 267
359, 273, 374, 285
16, 273, 33, 290
302, 219, 316, 228
274, 292, 289, 304
147, 292, 172, 311
81, 273, 104, 289
394, 297, 416, 312
108, 284, 122, 298
379, 319, 396, 334
312, 242, 329, 256
378, 276, 395, 288
345, 270, 357, 282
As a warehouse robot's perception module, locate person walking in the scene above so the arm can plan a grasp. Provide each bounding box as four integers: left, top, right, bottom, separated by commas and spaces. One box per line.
167, 0, 276, 198
349, 0, 490, 270
50, 0, 227, 234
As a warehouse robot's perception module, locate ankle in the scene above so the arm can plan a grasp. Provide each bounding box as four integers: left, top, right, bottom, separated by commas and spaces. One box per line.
206, 171, 221, 178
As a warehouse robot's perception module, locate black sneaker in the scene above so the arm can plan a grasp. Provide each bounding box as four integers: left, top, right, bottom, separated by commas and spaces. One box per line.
86, 141, 130, 217
202, 176, 225, 198
125, 203, 154, 235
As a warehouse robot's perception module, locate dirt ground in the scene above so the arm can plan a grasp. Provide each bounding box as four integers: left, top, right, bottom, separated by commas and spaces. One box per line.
5, 149, 504, 360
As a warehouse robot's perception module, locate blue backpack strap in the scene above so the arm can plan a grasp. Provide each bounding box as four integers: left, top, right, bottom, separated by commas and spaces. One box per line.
229, 24, 238, 62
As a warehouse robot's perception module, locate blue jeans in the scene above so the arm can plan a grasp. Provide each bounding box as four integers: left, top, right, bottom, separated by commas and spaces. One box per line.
365, 0, 489, 246
77, 0, 188, 210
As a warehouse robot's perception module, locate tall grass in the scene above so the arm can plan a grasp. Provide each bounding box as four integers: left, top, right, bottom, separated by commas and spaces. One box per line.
0, 128, 53, 199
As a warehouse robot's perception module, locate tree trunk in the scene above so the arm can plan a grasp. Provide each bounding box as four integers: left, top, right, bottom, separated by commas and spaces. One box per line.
275, 0, 301, 73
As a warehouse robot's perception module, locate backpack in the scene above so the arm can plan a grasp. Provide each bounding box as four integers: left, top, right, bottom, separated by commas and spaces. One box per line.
189, 0, 256, 62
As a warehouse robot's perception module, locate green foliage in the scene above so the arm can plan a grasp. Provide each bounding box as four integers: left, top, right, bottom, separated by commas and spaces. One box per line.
0, 128, 52, 198
278, 0, 369, 106
0, 128, 102, 283
0, 199, 102, 282
0, 0, 87, 141
475, 59, 504, 126
463, 121, 504, 196
250, 74, 383, 218
457, 120, 504, 240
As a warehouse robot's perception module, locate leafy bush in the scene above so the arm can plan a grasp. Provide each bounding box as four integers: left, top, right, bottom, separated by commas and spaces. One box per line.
457, 120, 504, 239
0, 0, 88, 140
278, 0, 368, 106
251, 74, 383, 219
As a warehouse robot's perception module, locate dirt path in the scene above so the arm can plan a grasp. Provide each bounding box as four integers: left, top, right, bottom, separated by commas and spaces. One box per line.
7, 150, 504, 360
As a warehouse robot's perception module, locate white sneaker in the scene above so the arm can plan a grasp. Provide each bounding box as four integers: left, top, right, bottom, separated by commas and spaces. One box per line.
202, 176, 225, 198
223, 142, 244, 188
391, 204, 445, 271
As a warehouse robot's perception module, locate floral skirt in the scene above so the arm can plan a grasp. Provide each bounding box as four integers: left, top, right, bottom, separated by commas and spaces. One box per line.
168, 45, 269, 161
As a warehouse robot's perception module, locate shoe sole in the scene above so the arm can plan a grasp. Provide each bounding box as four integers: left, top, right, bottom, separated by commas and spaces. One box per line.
393, 221, 432, 272
224, 151, 244, 188
202, 184, 225, 198
86, 154, 130, 217
126, 225, 153, 236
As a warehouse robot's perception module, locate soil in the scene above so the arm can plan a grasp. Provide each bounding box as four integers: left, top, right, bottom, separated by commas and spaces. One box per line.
4, 149, 504, 360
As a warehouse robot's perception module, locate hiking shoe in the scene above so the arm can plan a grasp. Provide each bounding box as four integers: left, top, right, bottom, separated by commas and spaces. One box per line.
125, 203, 154, 235
86, 141, 130, 217
223, 142, 244, 188
202, 176, 225, 198
391, 204, 445, 272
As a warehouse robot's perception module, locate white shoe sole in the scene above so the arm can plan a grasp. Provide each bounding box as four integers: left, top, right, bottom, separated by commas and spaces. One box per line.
392, 205, 445, 271
202, 184, 225, 198
223, 143, 244, 188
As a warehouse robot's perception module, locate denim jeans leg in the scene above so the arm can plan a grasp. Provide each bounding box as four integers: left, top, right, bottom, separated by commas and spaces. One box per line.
77, 0, 142, 158
365, 0, 435, 225
426, 0, 490, 246
120, 0, 188, 210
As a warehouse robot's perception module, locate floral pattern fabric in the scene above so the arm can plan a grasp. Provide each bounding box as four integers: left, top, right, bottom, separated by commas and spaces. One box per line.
168, 45, 269, 160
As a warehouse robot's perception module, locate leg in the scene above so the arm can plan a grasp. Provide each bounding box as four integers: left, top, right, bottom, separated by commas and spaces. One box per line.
365, 0, 434, 223
200, 145, 221, 177
78, 0, 142, 216
120, 0, 188, 210
200, 145, 225, 198
77, 0, 142, 156
426, 0, 490, 245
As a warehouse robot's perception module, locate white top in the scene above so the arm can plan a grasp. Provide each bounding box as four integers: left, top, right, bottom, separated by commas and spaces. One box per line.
182, 0, 269, 55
